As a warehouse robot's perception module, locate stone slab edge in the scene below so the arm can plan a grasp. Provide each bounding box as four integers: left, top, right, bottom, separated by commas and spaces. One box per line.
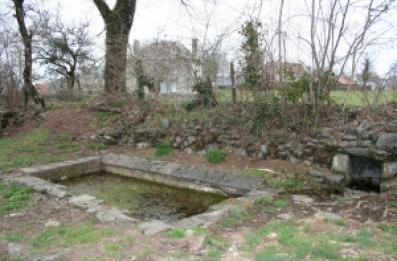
19, 156, 102, 181
102, 153, 259, 195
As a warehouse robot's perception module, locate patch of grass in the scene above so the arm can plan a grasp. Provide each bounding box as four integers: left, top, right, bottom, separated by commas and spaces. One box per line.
32, 230, 54, 249
245, 222, 341, 260
58, 133, 73, 143
164, 228, 186, 239
256, 247, 291, 261
273, 200, 289, 209
167, 250, 189, 259
335, 228, 375, 247
57, 143, 80, 153
260, 196, 274, 205
105, 242, 121, 254
278, 178, 305, 190
32, 224, 113, 250
222, 207, 248, 227
242, 169, 267, 177
205, 148, 226, 164
0, 128, 59, 171
137, 248, 153, 260
258, 197, 288, 214
381, 237, 397, 259
193, 226, 210, 236
330, 90, 397, 108
204, 234, 230, 261
58, 225, 112, 245
0, 181, 33, 215
5, 233, 24, 243
356, 229, 375, 247
386, 200, 397, 208
87, 142, 107, 151
155, 142, 172, 158
94, 111, 120, 128
326, 218, 347, 227
378, 224, 397, 235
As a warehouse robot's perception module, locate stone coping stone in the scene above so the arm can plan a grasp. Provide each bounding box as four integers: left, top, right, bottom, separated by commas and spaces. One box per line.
19, 156, 102, 182
102, 153, 260, 195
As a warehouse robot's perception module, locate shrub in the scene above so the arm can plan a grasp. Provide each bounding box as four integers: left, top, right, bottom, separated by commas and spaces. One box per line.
181, 101, 195, 111
155, 142, 172, 157
285, 74, 310, 103
205, 148, 226, 164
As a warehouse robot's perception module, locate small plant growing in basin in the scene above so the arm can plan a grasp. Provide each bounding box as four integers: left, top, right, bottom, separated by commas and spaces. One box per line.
206, 148, 226, 164
155, 142, 172, 158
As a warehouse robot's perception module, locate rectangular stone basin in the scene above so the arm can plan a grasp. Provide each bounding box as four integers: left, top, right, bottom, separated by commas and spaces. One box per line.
5, 154, 268, 228
57, 171, 228, 222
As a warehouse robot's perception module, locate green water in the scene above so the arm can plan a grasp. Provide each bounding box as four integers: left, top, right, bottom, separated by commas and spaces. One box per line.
59, 172, 228, 222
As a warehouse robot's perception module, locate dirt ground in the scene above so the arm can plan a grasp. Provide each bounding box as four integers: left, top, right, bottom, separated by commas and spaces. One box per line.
1, 187, 396, 260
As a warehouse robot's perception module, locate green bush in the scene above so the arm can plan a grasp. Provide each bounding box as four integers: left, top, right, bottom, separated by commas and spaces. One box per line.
181, 101, 196, 111
205, 148, 226, 164
155, 142, 172, 157
285, 74, 310, 103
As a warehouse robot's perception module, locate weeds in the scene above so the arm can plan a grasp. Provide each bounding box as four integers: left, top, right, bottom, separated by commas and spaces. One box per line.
155, 142, 172, 158
0, 181, 33, 214
164, 228, 186, 239
5, 233, 24, 243
222, 207, 248, 227
241, 169, 267, 177
204, 234, 230, 261
87, 141, 107, 151
378, 224, 397, 236
32, 224, 113, 250
205, 148, 226, 164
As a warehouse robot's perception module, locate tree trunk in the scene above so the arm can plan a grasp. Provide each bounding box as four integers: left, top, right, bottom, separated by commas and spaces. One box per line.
104, 27, 130, 92
230, 62, 236, 104
12, 0, 44, 109
67, 75, 75, 89
93, 0, 136, 93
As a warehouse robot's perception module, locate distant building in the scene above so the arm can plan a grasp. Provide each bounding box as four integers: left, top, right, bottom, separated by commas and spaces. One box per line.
338, 75, 356, 86
127, 39, 201, 94
264, 62, 308, 84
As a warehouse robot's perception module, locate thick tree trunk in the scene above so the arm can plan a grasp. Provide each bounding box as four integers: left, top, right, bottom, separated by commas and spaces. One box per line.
104, 28, 129, 93
93, 0, 136, 94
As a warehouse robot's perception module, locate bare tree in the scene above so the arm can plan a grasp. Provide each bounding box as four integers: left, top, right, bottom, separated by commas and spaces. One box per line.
92, 0, 137, 93
0, 17, 22, 109
301, 0, 395, 118
37, 14, 94, 90
11, 0, 44, 108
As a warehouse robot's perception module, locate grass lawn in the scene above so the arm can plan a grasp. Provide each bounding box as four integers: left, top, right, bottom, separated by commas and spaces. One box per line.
331, 90, 397, 108
215, 88, 397, 108
0, 128, 84, 171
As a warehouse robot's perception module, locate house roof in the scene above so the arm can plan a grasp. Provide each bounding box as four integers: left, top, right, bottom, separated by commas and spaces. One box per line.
136, 41, 192, 60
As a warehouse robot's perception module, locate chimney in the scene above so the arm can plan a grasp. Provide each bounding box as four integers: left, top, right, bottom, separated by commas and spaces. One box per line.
192, 38, 198, 60
133, 39, 141, 55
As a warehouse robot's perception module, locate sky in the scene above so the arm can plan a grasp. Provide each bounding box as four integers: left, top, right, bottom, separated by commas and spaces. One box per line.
2, 0, 397, 76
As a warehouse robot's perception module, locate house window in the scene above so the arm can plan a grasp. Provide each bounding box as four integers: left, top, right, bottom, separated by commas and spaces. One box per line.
167, 82, 177, 93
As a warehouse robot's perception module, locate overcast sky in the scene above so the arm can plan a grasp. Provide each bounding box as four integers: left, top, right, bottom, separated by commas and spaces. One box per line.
2, 0, 397, 76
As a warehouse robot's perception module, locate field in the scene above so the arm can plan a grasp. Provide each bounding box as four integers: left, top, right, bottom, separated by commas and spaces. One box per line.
216, 88, 397, 108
